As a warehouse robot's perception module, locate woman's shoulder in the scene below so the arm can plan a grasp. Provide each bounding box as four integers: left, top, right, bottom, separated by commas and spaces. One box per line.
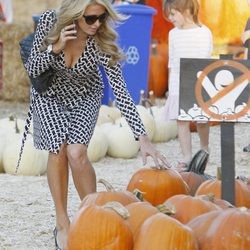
39, 9, 56, 24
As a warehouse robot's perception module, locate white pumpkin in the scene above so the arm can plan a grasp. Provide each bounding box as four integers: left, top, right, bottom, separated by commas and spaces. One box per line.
3, 134, 48, 176
136, 105, 156, 141
0, 129, 7, 173
87, 127, 108, 162
96, 113, 114, 126
99, 105, 121, 122
0, 116, 26, 132
149, 106, 178, 143
104, 123, 140, 159
114, 105, 156, 141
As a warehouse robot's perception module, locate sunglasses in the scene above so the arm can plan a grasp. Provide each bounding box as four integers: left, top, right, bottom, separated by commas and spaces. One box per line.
83, 12, 108, 25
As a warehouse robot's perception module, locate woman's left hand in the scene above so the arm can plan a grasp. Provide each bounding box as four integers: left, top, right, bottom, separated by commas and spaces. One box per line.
139, 135, 171, 169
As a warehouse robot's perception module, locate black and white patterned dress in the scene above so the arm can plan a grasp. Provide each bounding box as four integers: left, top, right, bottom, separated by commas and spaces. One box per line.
21, 9, 146, 157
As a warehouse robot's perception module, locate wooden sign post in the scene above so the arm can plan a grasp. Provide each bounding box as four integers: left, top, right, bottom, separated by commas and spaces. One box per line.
179, 57, 250, 204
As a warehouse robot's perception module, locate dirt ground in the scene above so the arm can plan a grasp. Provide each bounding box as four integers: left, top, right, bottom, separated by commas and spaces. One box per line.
0, 100, 249, 250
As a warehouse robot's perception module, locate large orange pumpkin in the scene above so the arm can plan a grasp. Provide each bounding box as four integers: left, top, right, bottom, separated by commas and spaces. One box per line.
68, 202, 133, 250
134, 213, 198, 250
187, 207, 250, 250
127, 167, 189, 206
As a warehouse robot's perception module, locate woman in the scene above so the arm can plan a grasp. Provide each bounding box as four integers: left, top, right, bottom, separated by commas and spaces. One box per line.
20, 0, 169, 249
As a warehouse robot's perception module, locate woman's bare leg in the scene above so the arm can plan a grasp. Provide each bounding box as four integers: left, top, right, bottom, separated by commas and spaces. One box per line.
47, 144, 70, 249
196, 122, 210, 152
177, 120, 192, 166
67, 144, 96, 200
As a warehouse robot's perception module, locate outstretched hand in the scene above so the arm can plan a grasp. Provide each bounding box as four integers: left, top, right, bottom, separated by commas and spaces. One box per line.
139, 135, 171, 169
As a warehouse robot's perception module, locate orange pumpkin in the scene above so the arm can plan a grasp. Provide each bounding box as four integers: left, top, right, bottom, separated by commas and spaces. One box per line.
198, 193, 234, 209
134, 213, 198, 250
164, 194, 221, 224
179, 171, 207, 195
146, 0, 173, 43
126, 201, 159, 240
68, 202, 133, 250
148, 40, 168, 97
79, 179, 139, 208
195, 178, 250, 208
190, 121, 220, 133
127, 167, 189, 206
187, 207, 250, 250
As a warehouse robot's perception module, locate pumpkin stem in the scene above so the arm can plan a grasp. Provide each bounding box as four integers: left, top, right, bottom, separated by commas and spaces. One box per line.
216, 167, 222, 180
9, 114, 15, 121
238, 207, 249, 212
151, 165, 169, 170
156, 203, 176, 215
200, 193, 215, 202
98, 179, 115, 191
103, 201, 130, 219
12, 114, 20, 134
151, 39, 158, 56
148, 90, 156, 106
132, 188, 145, 201
138, 89, 152, 108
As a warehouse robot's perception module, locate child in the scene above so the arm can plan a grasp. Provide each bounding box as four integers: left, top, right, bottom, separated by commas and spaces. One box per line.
241, 0, 250, 153
162, 0, 213, 171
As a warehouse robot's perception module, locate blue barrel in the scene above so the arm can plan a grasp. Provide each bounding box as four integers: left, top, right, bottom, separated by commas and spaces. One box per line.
102, 4, 156, 104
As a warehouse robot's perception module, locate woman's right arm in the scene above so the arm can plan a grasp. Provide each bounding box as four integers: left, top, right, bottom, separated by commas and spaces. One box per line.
25, 10, 58, 78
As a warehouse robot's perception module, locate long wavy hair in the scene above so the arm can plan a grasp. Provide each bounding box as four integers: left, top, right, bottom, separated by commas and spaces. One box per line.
162, 0, 200, 26
43, 0, 127, 66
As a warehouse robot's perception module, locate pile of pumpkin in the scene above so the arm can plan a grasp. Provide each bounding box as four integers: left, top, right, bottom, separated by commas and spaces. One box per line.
67, 166, 250, 249
0, 104, 177, 176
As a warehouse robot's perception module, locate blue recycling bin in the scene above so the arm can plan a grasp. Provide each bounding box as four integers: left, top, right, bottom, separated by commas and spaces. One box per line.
102, 4, 156, 104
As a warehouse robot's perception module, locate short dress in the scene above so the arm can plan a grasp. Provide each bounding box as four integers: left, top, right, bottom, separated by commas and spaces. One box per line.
163, 25, 213, 121
17, 9, 146, 168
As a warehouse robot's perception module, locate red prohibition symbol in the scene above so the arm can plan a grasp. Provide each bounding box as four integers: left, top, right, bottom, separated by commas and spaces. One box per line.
195, 60, 250, 121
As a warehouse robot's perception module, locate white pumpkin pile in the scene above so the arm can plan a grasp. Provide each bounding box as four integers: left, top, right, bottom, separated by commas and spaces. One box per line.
91, 104, 178, 161
0, 105, 178, 175
0, 116, 48, 176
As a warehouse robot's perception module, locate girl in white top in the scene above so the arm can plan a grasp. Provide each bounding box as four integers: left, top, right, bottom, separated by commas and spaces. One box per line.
162, 0, 213, 171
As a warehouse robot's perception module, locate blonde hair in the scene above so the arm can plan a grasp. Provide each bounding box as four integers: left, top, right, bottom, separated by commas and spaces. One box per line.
162, 0, 200, 26
44, 0, 127, 66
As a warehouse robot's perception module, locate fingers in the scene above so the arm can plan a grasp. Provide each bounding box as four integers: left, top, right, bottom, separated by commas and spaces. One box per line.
61, 24, 77, 41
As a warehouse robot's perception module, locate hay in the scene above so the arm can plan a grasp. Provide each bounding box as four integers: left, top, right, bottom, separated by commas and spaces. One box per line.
0, 22, 32, 102
0, 0, 61, 102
